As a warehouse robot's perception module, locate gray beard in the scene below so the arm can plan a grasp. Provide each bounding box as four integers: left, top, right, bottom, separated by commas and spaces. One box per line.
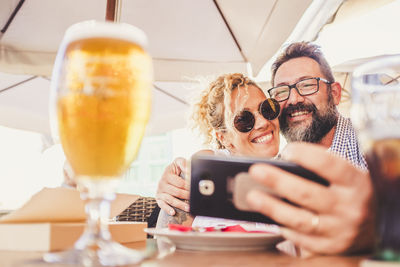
279, 96, 338, 144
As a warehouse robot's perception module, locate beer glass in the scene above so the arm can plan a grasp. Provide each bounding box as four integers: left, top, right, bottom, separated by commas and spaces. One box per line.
352, 55, 400, 262
44, 21, 152, 265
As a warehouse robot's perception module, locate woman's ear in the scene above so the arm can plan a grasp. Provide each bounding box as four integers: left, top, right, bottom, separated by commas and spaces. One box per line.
216, 131, 235, 151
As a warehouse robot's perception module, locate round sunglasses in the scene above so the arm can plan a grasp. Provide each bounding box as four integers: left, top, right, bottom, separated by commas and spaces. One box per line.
233, 98, 280, 133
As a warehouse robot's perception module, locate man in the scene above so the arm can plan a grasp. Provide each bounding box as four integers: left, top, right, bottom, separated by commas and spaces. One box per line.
242, 42, 374, 254
156, 42, 375, 254
268, 42, 367, 169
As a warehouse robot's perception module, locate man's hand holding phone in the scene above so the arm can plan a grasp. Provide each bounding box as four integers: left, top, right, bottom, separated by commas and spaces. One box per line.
245, 143, 375, 254
190, 152, 329, 224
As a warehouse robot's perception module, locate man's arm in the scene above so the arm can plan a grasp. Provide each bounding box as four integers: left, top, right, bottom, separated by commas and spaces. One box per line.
155, 156, 193, 228
156, 206, 194, 228
246, 142, 375, 255
155, 151, 216, 228
156, 157, 190, 215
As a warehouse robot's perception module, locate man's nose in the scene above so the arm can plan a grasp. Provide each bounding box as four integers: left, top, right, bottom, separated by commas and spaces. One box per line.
286, 87, 305, 105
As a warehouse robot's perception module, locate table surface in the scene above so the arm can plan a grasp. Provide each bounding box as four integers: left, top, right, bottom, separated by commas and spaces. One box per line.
0, 239, 370, 267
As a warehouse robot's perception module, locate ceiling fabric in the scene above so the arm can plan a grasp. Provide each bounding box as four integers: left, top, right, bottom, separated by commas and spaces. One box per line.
2, 0, 397, 136
0, 0, 312, 81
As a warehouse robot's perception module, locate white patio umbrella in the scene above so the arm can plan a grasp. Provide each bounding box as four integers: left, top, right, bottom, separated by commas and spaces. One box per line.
0, 0, 314, 80
0, 0, 316, 136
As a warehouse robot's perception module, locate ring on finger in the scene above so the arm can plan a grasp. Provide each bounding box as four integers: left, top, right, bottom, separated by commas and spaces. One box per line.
310, 213, 320, 234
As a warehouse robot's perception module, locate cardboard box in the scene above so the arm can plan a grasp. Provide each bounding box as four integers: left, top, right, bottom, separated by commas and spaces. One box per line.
0, 221, 146, 252
0, 187, 146, 251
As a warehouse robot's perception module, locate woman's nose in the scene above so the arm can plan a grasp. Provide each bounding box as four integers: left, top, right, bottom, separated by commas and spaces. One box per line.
253, 112, 270, 130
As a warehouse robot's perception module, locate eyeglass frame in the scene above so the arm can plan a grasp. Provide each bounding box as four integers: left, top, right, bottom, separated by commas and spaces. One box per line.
267, 77, 332, 102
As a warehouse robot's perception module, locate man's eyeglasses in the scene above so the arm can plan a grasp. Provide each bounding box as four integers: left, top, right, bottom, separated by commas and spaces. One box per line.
233, 98, 280, 133
267, 77, 332, 102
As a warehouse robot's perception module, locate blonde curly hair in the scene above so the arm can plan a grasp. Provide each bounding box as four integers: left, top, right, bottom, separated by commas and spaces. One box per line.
190, 73, 260, 149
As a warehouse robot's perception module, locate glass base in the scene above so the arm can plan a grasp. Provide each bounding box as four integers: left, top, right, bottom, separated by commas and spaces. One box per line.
43, 240, 144, 266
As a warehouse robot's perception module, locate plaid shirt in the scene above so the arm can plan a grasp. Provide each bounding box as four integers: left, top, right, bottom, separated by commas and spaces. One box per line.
328, 115, 368, 170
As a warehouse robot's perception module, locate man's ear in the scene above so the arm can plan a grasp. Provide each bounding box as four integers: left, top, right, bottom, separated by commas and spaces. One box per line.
330, 82, 342, 105
216, 131, 234, 150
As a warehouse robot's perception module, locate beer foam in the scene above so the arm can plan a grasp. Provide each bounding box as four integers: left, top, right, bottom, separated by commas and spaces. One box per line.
62, 20, 147, 48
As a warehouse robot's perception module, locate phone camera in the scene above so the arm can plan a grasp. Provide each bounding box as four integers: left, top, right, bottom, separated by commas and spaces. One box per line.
199, 180, 215, 196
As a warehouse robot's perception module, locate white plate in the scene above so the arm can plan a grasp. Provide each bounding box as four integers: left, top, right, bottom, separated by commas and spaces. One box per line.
145, 228, 283, 251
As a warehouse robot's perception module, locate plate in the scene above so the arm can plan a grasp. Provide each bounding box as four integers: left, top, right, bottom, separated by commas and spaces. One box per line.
145, 228, 283, 251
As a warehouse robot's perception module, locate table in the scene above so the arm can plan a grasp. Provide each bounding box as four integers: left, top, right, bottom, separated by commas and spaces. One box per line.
0, 239, 368, 267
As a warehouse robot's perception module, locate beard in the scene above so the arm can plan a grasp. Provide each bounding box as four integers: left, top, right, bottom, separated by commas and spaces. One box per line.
279, 95, 338, 143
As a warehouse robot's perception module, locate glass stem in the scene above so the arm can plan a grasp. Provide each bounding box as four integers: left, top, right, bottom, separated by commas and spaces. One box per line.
87, 198, 111, 243
75, 178, 118, 250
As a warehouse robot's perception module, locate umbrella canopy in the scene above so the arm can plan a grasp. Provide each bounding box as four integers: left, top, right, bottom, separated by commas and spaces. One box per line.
0, 0, 313, 81
0, 0, 315, 136
3, 0, 398, 137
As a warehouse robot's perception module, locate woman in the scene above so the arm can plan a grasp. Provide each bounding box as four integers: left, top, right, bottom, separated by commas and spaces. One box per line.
156, 73, 281, 227
191, 73, 280, 158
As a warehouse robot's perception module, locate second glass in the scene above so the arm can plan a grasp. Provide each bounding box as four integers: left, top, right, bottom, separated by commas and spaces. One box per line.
352, 54, 400, 262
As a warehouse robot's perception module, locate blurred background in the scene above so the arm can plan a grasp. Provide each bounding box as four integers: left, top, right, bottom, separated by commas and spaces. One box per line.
1, 0, 399, 210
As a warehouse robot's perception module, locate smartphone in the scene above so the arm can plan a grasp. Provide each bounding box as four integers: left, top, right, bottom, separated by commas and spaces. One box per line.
189, 154, 329, 224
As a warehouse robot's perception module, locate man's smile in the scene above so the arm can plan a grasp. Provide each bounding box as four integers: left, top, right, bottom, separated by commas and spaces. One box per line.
288, 110, 312, 122
282, 103, 315, 123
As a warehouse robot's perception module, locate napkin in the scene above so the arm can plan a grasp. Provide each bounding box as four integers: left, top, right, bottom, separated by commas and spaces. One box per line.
168, 223, 275, 233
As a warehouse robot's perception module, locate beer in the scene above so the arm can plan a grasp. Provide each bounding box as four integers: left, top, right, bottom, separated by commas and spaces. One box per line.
57, 38, 152, 178
45, 21, 153, 265
366, 138, 400, 261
